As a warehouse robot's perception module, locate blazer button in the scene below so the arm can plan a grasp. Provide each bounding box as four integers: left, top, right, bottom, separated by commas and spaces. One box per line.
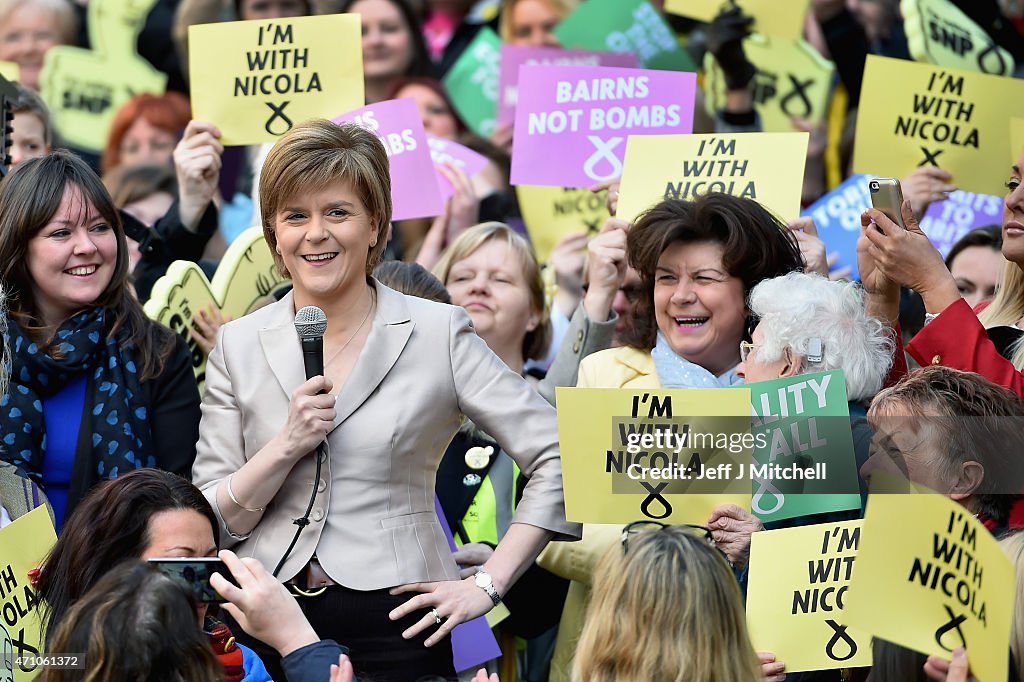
931, 354, 942, 365
572, 342, 581, 353
312, 508, 325, 522
576, 330, 584, 342
318, 479, 327, 493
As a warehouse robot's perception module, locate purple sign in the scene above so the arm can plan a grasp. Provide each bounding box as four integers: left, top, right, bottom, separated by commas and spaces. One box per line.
434, 497, 501, 672
511, 64, 696, 189
334, 98, 445, 220
428, 135, 490, 200
920, 190, 1004, 257
497, 45, 638, 126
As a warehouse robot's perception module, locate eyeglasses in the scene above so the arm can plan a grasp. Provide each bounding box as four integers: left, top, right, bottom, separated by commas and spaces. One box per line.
620, 521, 715, 554
739, 341, 759, 363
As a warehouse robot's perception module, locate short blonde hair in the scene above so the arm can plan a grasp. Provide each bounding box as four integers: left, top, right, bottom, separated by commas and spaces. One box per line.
433, 222, 551, 361
0, 0, 76, 45
259, 119, 391, 277
573, 526, 763, 682
498, 0, 579, 43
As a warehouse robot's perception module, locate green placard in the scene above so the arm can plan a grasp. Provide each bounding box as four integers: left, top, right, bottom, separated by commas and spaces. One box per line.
553, 0, 696, 72
442, 27, 501, 137
746, 370, 861, 523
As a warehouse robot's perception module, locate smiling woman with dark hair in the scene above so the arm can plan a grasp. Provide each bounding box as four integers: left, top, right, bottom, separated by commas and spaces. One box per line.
0, 151, 199, 528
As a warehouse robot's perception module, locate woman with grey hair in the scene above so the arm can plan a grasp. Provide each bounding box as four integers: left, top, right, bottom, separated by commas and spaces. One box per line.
710, 272, 893, 588
736, 271, 894, 401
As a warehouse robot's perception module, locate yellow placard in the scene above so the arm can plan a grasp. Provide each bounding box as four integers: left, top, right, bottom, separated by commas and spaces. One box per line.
0, 506, 57, 681
853, 55, 1024, 196
617, 132, 808, 224
555, 387, 752, 525
844, 477, 1013, 682
189, 15, 364, 146
664, 0, 809, 42
746, 521, 872, 671
703, 35, 835, 132
517, 185, 610, 263
0, 61, 19, 83
39, 0, 167, 153
144, 226, 291, 391
1011, 118, 1024, 166
903, 0, 1016, 77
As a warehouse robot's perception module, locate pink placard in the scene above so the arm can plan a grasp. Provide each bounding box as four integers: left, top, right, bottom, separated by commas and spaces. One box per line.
333, 98, 445, 220
428, 135, 491, 199
510, 65, 696, 189
497, 45, 639, 126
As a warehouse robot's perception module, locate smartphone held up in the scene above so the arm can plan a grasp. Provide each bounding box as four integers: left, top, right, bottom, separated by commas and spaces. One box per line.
869, 177, 908, 230
149, 557, 238, 603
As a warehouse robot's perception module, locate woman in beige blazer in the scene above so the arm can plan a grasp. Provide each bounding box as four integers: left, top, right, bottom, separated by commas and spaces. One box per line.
191, 120, 580, 682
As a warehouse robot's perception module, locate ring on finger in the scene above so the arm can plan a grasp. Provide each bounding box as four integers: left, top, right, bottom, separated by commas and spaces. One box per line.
431, 608, 442, 625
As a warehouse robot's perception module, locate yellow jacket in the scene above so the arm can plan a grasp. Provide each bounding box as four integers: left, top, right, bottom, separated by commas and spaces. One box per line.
539, 346, 660, 682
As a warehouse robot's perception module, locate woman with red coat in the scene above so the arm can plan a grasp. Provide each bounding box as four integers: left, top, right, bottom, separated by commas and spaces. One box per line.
858, 146, 1024, 396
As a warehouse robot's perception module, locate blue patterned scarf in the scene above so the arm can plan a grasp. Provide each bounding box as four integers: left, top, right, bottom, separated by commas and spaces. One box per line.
651, 332, 744, 388
1, 309, 155, 484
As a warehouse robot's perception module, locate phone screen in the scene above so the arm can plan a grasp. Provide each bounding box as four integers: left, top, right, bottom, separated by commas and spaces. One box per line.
149, 558, 237, 603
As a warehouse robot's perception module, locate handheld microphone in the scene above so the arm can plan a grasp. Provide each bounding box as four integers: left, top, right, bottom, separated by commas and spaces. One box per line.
294, 306, 328, 381
275, 305, 329, 578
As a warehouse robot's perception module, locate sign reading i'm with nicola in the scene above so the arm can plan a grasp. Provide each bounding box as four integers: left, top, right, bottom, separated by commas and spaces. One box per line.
189, 14, 363, 146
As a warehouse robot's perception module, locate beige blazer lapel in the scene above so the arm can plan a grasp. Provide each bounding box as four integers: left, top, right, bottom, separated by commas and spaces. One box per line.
258, 291, 308, 400
332, 281, 414, 428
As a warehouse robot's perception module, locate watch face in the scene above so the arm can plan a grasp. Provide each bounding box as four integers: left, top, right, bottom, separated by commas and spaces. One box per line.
475, 572, 490, 587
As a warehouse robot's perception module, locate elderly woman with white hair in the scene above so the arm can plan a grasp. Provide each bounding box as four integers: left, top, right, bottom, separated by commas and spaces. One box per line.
710, 272, 894, 569
736, 271, 895, 400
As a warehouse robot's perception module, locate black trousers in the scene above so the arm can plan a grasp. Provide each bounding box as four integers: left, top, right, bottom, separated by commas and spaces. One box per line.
226, 585, 456, 682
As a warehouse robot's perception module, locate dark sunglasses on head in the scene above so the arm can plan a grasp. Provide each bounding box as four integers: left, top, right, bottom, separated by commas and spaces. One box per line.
620, 520, 715, 554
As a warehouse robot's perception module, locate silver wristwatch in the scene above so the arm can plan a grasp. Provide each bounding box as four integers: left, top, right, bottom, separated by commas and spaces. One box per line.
473, 567, 501, 606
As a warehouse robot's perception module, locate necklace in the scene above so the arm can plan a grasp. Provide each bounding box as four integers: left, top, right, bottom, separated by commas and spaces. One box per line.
324, 291, 375, 367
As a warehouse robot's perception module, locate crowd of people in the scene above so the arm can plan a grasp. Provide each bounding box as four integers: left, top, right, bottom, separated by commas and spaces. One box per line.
0, 0, 1023, 681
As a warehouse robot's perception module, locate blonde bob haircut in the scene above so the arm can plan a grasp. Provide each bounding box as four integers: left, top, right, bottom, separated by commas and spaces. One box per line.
498, 0, 579, 43
573, 525, 763, 682
0, 0, 76, 45
259, 119, 391, 277
433, 222, 551, 362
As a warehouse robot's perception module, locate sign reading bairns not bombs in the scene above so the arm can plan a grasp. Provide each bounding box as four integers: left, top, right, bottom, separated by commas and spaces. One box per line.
511, 64, 696, 189
853, 55, 1024, 195
189, 14, 363, 146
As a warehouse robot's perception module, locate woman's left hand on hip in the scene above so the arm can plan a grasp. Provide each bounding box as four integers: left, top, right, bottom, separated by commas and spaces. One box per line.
388, 578, 495, 647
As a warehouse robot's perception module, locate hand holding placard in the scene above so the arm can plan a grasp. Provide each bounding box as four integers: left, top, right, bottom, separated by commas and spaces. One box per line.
174, 121, 224, 232
144, 227, 291, 390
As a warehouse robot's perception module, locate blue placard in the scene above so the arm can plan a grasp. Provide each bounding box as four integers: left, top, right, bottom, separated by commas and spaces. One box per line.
801, 174, 872, 281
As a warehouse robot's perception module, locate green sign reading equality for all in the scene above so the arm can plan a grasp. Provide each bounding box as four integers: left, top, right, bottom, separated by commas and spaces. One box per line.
553, 0, 696, 72
747, 370, 862, 523
443, 27, 501, 138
